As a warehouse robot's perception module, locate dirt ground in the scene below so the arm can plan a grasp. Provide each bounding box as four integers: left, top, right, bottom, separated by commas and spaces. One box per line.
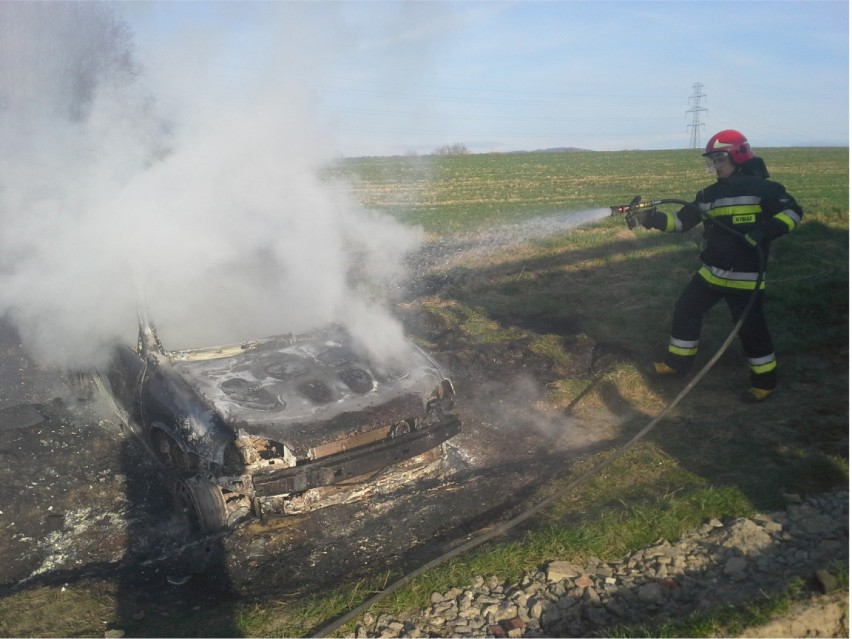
0, 214, 847, 636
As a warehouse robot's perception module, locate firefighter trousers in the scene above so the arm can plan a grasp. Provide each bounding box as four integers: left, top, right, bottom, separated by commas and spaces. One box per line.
663, 274, 777, 390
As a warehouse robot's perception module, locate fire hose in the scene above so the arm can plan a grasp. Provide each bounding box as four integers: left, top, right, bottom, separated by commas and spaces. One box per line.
313, 198, 766, 638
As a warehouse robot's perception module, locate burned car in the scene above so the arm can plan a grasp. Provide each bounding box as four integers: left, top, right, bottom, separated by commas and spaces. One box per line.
102, 322, 459, 534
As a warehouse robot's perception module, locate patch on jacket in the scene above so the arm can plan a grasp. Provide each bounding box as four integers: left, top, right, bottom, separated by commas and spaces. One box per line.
732, 214, 756, 224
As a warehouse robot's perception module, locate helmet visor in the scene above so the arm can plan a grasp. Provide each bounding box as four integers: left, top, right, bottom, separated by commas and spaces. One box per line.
704, 151, 730, 173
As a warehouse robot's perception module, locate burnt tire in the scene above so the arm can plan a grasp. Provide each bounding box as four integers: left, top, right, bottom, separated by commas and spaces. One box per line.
173, 475, 227, 535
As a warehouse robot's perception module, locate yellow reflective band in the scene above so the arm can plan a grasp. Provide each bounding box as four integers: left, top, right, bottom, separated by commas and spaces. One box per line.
668, 344, 698, 356
749, 360, 777, 374
699, 266, 766, 290
748, 354, 776, 373
664, 211, 678, 232
774, 212, 797, 232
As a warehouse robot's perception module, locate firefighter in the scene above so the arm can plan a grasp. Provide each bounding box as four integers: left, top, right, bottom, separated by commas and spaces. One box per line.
627, 129, 804, 403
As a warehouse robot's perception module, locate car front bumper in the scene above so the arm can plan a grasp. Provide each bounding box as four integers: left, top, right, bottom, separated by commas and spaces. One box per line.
250, 416, 461, 497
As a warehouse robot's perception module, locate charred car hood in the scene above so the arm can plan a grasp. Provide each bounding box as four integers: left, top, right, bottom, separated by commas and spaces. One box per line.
165, 325, 446, 447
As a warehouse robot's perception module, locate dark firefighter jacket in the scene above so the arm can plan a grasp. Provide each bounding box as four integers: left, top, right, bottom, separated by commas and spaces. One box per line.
646, 157, 804, 291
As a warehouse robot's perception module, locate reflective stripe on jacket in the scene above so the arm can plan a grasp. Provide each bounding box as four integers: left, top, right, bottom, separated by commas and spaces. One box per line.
651, 169, 804, 292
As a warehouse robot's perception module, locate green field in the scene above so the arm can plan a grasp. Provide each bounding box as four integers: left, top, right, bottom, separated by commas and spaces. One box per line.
1, 147, 847, 638
331, 147, 848, 233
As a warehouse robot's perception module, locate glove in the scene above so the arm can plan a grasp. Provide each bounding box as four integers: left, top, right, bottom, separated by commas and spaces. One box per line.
744, 226, 769, 247
626, 206, 656, 230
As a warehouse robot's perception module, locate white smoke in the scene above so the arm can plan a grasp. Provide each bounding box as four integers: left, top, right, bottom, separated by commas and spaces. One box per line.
0, 3, 421, 370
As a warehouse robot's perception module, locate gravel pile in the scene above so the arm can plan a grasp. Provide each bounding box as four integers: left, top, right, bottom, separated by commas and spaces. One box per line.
350, 490, 848, 638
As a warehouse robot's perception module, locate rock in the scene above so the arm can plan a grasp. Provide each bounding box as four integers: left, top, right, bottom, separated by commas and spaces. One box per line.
583, 586, 600, 606
545, 560, 582, 582
573, 574, 594, 589
815, 569, 840, 594
723, 519, 773, 555
486, 575, 503, 592
596, 564, 614, 578
763, 520, 784, 534
501, 616, 526, 631
350, 490, 847, 638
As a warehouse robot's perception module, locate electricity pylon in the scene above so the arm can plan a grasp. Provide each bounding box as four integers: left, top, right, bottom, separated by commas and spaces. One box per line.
686, 83, 708, 149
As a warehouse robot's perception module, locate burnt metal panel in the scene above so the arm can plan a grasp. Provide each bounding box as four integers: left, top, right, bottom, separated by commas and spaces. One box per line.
107, 344, 235, 464
251, 416, 460, 497
239, 393, 426, 458
167, 325, 441, 433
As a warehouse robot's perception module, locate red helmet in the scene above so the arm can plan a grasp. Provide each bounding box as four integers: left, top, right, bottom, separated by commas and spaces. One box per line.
703, 129, 754, 164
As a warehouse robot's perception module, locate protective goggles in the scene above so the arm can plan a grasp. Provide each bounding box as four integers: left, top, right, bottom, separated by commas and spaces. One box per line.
704, 151, 730, 164
704, 151, 730, 172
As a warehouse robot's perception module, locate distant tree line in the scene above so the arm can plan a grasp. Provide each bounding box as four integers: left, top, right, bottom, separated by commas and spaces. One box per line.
432, 143, 470, 156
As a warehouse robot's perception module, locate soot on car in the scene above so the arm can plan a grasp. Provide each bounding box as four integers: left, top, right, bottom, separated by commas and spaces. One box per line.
101, 321, 460, 535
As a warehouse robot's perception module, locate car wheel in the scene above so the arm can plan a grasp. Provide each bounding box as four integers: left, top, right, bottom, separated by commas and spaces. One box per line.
172, 475, 228, 535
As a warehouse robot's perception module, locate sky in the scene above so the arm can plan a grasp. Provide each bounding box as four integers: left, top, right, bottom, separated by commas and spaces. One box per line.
119, 0, 850, 157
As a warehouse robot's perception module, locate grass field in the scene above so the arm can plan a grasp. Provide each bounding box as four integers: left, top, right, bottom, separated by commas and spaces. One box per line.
1, 147, 846, 638
331, 147, 848, 233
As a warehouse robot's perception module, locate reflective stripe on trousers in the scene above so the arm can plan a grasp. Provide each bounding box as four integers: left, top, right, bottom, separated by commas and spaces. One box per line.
748, 352, 777, 375
668, 337, 699, 357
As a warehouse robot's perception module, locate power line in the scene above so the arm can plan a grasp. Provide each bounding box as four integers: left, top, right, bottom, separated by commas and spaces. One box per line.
686, 82, 708, 149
